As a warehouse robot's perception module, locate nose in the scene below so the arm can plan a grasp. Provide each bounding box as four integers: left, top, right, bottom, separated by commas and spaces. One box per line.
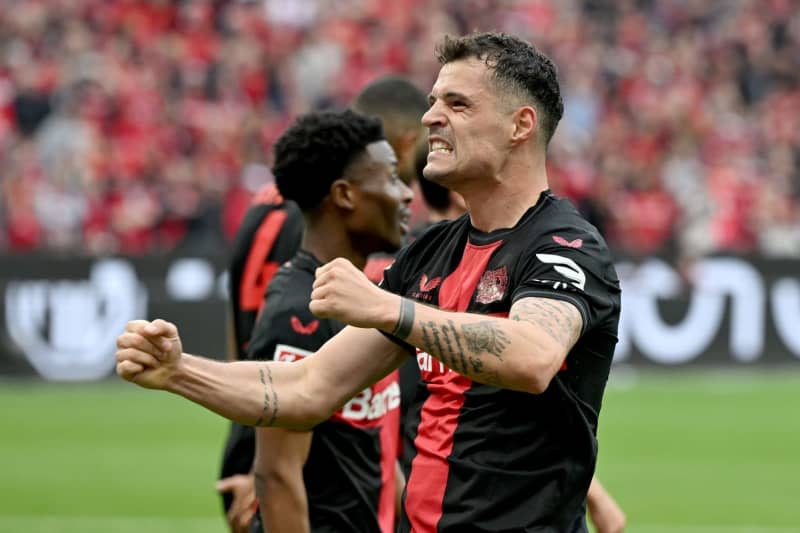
421, 101, 445, 128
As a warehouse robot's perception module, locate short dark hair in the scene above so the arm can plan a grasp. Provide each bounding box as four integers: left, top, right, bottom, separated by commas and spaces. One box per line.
273, 109, 384, 210
435, 32, 564, 145
351, 76, 428, 141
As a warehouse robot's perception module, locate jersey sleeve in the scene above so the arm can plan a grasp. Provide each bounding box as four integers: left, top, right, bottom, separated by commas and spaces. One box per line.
511, 229, 619, 335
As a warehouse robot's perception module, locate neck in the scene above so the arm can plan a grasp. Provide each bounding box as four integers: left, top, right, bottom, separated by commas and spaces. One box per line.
302, 215, 368, 270
460, 154, 548, 232
427, 205, 464, 224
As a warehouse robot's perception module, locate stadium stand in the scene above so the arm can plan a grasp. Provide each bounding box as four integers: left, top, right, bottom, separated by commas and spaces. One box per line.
1, 0, 798, 258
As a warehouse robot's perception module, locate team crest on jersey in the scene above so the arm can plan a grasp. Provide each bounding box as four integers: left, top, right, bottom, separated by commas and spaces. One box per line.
475, 266, 508, 304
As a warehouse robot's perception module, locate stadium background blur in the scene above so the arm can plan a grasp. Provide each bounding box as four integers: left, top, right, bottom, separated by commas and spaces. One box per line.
1, 0, 798, 532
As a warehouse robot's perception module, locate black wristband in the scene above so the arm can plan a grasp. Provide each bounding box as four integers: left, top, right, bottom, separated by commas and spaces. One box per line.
391, 298, 415, 340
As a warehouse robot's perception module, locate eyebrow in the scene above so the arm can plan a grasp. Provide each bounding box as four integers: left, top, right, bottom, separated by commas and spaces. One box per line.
428, 91, 471, 104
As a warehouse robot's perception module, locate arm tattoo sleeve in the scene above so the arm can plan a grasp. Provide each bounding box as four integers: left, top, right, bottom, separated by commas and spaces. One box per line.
416, 317, 511, 387
419, 319, 471, 373
461, 321, 510, 359
510, 298, 581, 348
254, 365, 280, 427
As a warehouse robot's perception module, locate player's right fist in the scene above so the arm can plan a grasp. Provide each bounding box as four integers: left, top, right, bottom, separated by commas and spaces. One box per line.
116, 319, 183, 390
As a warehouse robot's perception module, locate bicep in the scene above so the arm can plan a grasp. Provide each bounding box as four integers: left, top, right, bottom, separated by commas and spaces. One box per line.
509, 296, 583, 354
303, 326, 409, 417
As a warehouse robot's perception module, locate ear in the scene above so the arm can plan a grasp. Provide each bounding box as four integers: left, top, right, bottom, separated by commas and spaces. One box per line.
510, 106, 536, 145
329, 179, 357, 211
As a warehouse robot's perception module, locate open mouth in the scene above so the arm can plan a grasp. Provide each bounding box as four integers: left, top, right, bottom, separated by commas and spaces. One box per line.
429, 137, 453, 155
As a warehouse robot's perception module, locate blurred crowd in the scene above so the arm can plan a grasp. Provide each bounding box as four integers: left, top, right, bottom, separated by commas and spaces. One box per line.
0, 0, 798, 258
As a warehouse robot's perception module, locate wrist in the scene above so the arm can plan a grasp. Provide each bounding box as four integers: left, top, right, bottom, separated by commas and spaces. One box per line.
163, 352, 190, 393
388, 296, 415, 340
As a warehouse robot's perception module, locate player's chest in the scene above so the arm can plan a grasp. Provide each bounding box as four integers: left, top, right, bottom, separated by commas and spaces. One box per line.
404, 244, 518, 314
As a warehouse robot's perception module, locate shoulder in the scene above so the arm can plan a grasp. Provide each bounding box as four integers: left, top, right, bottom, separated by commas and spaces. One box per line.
523, 193, 614, 266
248, 256, 337, 360
266, 256, 314, 303
231, 199, 302, 258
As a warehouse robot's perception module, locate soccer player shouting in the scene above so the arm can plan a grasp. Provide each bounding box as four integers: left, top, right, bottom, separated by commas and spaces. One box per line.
117, 32, 622, 532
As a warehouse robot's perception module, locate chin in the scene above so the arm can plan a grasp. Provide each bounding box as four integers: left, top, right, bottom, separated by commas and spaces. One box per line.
422, 166, 451, 183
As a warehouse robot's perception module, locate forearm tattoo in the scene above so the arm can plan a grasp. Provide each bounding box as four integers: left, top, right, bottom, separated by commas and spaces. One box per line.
510, 298, 580, 348
461, 321, 510, 359
420, 320, 459, 372
418, 318, 509, 386
392, 298, 415, 339
254, 365, 280, 427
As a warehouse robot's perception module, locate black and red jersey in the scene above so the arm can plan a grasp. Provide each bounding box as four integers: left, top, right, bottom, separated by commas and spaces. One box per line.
228, 184, 304, 360
248, 250, 401, 533
219, 184, 303, 509
381, 190, 621, 533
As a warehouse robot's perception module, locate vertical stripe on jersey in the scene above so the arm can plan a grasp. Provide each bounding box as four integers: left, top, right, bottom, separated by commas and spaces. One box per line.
405, 240, 503, 532
239, 209, 288, 310
377, 370, 402, 533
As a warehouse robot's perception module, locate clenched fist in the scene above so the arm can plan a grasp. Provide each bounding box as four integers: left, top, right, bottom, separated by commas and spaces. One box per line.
116, 319, 183, 390
310, 257, 396, 329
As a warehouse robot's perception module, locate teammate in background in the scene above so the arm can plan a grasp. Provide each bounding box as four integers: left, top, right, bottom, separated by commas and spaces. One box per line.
351, 76, 429, 189
216, 76, 428, 533
250, 108, 412, 532
250, 109, 412, 533
216, 184, 303, 531
117, 32, 622, 532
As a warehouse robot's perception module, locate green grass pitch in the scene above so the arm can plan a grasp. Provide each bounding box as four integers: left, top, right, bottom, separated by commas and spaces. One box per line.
1, 369, 798, 532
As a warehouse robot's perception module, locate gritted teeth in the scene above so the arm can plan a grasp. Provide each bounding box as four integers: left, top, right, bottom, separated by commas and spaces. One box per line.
430, 140, 453, 153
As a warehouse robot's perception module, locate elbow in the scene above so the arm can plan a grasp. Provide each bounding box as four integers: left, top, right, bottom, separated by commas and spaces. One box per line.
291, 369, 348, 429
287, 386, 333, 430
519, 346, 568, 395
526, 375, 550, 395
525, 370, 553, 394
282, 395, 327, 431
275, 363, 334, 431
303, 400, 332, 429
258, 465, 295, 490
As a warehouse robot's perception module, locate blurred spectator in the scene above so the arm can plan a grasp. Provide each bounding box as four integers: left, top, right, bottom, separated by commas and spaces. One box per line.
0, 0, 798, 258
